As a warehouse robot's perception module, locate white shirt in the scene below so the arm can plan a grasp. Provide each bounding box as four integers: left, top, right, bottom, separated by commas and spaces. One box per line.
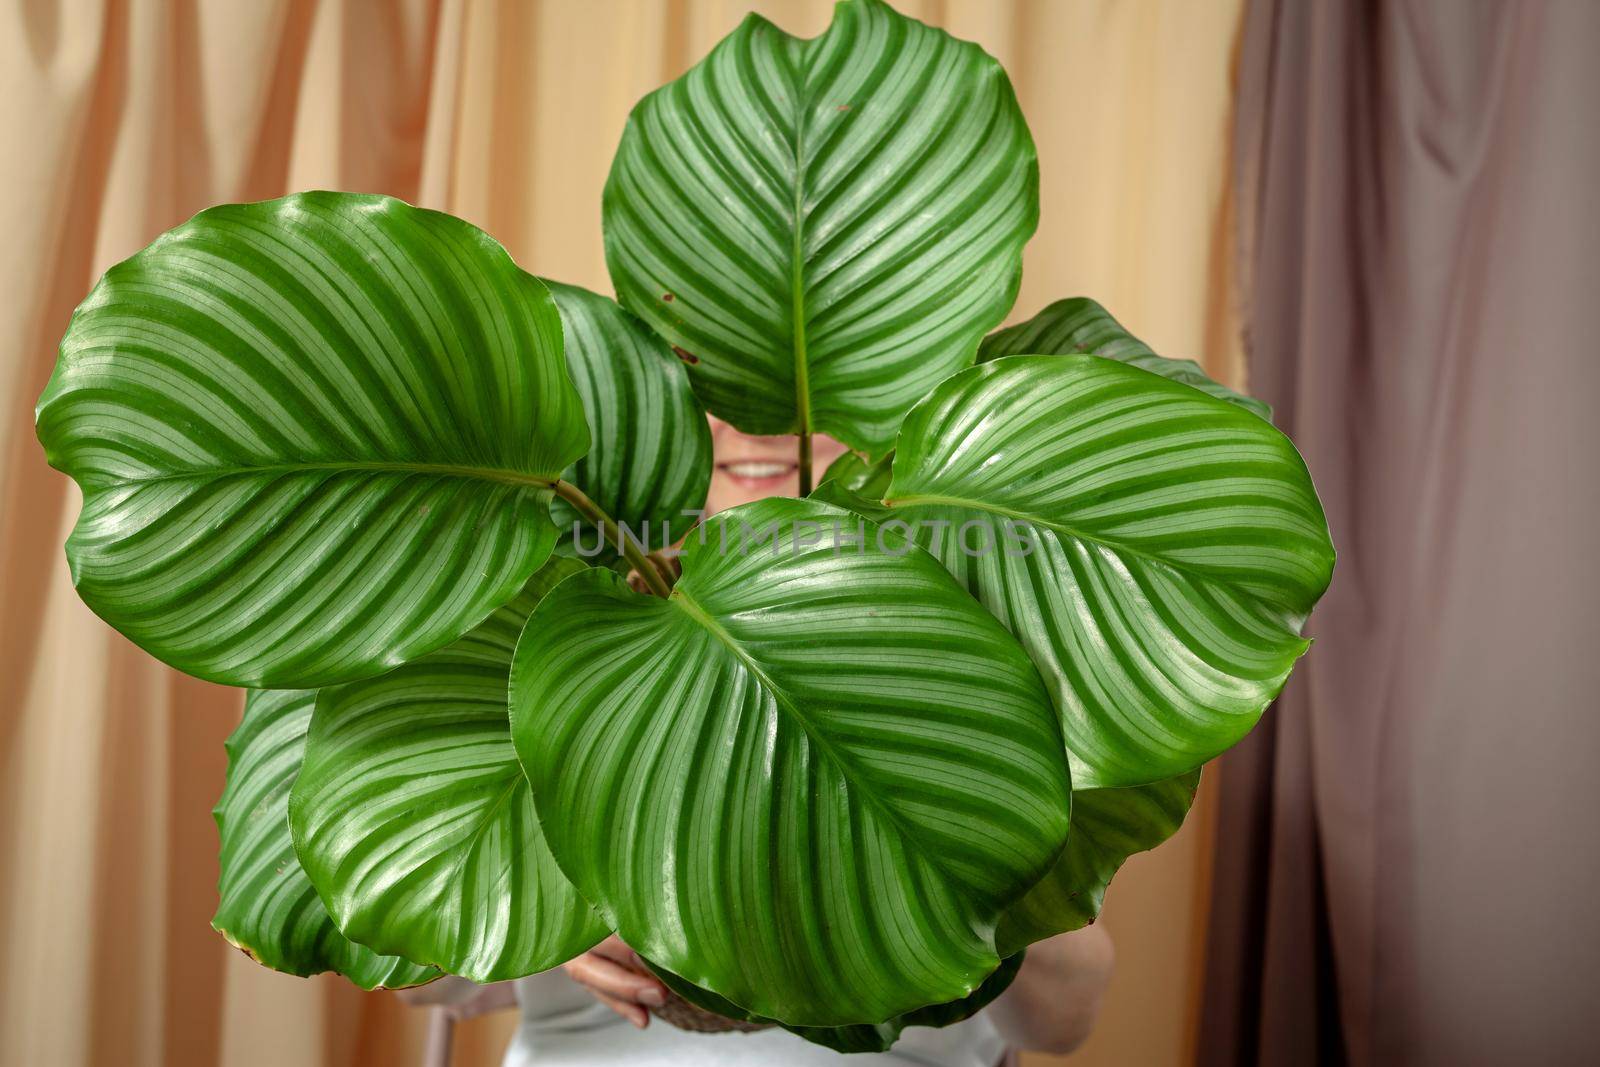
504, 971, 1006, 1067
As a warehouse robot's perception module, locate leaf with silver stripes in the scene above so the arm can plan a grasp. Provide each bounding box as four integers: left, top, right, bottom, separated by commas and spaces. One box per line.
603, 0, 1038, 456
289, 558, 606, 982
883, 356, 1334, 788
509, 498, 1071, 1026
37, 192, 589, 687
213, 688, 437, 990
545, 281, 711, 558
980, 297, 1273, 421
996, 772, 1200, 955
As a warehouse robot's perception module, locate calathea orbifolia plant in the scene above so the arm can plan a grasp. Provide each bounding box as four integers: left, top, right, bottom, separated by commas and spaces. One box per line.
35, 0, 1332, 1051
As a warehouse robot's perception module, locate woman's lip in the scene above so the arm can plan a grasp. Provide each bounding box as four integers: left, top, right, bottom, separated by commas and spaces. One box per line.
718, 460, 797, 485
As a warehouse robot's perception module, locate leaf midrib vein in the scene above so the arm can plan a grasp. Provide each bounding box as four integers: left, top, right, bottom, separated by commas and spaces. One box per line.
667, 586, 974, 896
884, 491, 1304, 614
788, 39, 812, 441
394, 764, 526, 975
440, 769, 525, 911
89, 460, 558, 490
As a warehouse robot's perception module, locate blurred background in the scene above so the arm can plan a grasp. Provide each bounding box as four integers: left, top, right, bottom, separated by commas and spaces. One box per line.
2, 1, 1595, 1065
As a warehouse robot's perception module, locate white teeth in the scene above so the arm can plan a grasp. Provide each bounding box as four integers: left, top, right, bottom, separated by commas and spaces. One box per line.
723, 460, 793, 479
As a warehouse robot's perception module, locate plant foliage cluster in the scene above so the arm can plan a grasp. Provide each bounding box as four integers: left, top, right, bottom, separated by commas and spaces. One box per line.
36, 0, 1332, 1049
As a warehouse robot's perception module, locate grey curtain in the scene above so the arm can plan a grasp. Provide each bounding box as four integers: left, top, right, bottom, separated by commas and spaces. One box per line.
1201, 1, 1600, 1065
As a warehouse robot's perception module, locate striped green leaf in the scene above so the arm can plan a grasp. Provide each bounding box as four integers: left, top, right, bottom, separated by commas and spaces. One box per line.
883, 356, 1334, 788
213, 689, 437, 990
996, 772, 1199, 955
509, 498, 1071, 1026
37, 192, 589, 687
545, 281, 711, 556
603, 0, 1037, 456
815, 295, 1222, 496
814, 457, 1205, 951
980, 297, 1273, 421
647, 949, 1025, 1054
289, 559, 606, 982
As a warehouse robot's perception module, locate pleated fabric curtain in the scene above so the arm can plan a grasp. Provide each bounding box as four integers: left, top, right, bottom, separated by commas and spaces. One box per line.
1, 3, 1244, 1066
1202, 1, 1600, 1064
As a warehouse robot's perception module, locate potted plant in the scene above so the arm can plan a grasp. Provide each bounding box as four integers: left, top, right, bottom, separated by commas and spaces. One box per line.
34, 0, 1331, 1052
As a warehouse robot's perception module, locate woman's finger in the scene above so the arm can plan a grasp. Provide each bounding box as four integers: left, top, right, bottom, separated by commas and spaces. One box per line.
588, 935, 637, 966
594, 990, 650, 1029
563, 953, 667, 1006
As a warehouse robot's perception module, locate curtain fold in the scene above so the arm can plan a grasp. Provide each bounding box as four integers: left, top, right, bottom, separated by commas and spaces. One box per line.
1203, 2, 1600, 1064
1, 3, 1243, 1065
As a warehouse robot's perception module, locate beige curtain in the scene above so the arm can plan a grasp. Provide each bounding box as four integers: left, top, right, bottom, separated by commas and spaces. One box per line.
0, 3, 1243, 1066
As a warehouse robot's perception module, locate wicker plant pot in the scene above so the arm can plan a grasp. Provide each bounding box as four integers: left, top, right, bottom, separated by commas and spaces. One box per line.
650, 990, 773, 1034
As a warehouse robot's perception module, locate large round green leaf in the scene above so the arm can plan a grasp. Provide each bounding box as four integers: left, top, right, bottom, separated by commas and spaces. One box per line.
37, 192, 589, 687
509, 498, 1071, 1026
603, 0, 1037, 456
545, 281, 711, 556
980, 297, 1273, 421
996, 772, 1200, 956
885, 356, 1334, 788
213, 689, 436, 990
289, 559, 606, 982
647, 949, 1025, 1054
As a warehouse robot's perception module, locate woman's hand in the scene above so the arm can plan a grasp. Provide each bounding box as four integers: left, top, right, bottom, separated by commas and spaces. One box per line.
561, 935, 669, 1029
987, 925, 1115, 1055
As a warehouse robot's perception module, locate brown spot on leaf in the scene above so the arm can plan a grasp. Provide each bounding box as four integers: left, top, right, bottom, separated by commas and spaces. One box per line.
672, 346, 699, 365
662, 292, 675, 302
836, 104, 852, 111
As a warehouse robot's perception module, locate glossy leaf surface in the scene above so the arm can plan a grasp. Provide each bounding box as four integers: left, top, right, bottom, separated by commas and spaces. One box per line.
996, 772, 1199, 955
37, 192, 588, 687
817, 449, 893, 499
546, 281, 711, 555
603, 0, 1037, 455
649, 950, 1024, 1053
290, 559, 606, 982
510, 498, 1071, 1025
980, 297, 1272, 421
884, 356, 1334, 787
213, 689, 436, 990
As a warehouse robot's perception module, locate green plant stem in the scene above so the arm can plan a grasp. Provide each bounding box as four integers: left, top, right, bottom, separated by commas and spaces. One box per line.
552, 481, 672, 598
789, 97, 813, 500
797, 431, 814, 497
645, 550, 678, 589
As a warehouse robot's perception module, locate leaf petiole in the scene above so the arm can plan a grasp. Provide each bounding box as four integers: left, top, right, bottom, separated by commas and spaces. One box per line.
798, 430, 814, 496
552, 480, 673, 597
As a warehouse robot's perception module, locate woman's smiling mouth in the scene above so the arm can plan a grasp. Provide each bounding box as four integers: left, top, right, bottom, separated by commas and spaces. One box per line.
703, 414, 848, 512
717, 459, 798, 487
